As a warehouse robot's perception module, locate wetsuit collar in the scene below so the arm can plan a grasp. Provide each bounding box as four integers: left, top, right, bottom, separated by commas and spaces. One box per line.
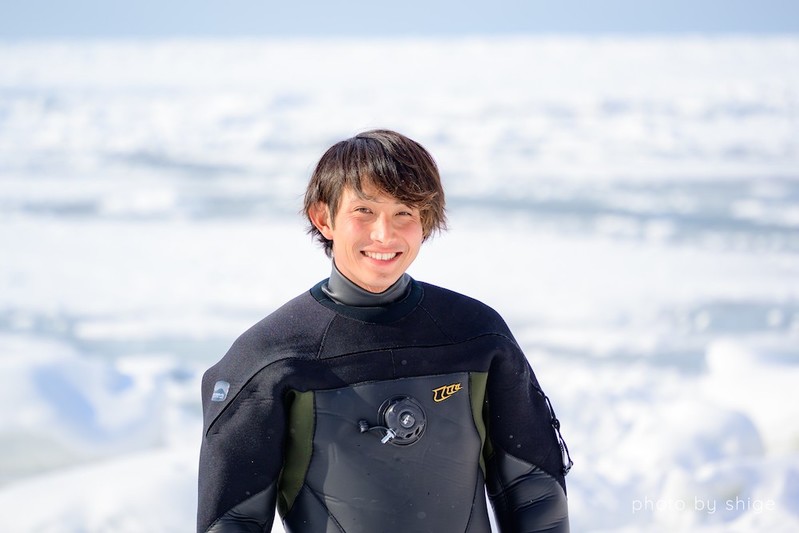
311, 263, 423, 323
322, 261, 412, 307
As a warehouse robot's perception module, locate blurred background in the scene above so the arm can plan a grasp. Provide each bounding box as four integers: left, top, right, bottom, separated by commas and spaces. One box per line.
1, 1, 798, 531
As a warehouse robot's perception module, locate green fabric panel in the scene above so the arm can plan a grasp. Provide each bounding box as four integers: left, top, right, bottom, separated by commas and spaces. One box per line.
469, 372, 489, 476
277, 390, 314, 517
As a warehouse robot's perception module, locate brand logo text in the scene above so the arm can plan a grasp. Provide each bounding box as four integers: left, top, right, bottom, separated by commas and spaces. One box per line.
432, 382, 462, 402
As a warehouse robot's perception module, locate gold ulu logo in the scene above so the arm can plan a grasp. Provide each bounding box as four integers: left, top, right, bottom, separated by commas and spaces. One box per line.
432, 382, 462, 402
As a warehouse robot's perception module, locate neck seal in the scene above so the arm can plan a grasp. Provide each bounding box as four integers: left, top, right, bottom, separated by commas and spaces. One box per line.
322, 261, 412, 307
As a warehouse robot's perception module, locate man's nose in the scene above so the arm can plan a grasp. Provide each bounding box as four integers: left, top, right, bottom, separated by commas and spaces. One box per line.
370, 213, 393, 242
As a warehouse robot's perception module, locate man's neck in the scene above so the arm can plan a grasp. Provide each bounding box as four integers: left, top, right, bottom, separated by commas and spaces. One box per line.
322, 261, 411, 307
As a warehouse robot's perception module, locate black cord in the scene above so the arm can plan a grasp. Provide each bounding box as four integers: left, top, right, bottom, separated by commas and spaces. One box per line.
535, 382, 574, 476
358, 420, 396, 443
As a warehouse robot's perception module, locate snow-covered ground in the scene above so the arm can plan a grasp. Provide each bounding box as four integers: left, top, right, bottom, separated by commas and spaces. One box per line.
1, 36, 798, 531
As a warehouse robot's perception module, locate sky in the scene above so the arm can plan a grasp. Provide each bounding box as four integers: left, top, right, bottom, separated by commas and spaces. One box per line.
2, 0, 798, 39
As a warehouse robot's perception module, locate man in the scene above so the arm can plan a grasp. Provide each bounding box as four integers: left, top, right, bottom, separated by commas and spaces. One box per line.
198, 129, 572, 533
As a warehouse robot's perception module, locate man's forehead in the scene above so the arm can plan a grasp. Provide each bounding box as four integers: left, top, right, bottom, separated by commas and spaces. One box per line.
344, 184, 405, 205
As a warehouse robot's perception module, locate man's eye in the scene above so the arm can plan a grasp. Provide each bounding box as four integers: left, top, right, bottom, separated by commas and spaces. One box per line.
355, 207, 372, 214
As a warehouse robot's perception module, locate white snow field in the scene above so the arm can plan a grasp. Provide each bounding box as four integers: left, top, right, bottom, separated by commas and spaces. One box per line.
1, 36, 798, 532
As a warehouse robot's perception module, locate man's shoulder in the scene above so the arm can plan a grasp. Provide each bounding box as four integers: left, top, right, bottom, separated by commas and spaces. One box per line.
229, 287, 332, 358
417, 281, 514, 340
417, 280, 500, 314
207, 287, 330, 374
200, 286, 332, 415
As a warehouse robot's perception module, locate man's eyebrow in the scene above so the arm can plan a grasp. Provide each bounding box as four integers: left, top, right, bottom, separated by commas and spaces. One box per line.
350, 189, 414, 207
352, 192, 388, 203
355, 194, 380, 202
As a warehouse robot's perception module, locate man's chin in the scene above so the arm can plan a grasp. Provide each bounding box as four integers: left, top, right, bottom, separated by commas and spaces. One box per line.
361, 274, 402, 293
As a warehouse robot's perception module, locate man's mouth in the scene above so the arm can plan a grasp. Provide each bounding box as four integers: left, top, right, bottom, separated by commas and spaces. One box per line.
362, 251, 399, 261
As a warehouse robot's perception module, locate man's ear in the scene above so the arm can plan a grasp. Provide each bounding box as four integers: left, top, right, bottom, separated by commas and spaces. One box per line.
308, 202, 334, 240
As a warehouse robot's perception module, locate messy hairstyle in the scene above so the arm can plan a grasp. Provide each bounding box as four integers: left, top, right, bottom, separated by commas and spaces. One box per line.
303, 129, 447, 256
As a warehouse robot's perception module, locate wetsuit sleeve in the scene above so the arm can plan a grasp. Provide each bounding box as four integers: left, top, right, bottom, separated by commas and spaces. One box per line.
197, 369, 287, 533
484, 345, 570, 533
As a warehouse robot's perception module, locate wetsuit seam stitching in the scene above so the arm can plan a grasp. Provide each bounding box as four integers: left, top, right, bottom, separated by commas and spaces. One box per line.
495, 446, 568, 498
463, 463, 483, 532
304, 484, 346, 532
315, 314, 337, 359
487, 453, 511, 525
315, 332, 514, 362
417, 302, 456, 342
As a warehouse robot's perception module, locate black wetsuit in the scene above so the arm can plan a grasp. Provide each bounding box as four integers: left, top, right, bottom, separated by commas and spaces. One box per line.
198, 268, 570, 532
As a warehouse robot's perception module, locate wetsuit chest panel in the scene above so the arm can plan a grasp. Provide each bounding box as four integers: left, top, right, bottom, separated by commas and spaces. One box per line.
286, 372, 488, 533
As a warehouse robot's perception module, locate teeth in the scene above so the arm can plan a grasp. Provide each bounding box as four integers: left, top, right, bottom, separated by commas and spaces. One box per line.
364, 251, 397, 261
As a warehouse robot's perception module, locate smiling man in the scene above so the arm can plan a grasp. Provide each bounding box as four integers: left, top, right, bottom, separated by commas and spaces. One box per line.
308, 182, 423, 293
198, 130, 571, 533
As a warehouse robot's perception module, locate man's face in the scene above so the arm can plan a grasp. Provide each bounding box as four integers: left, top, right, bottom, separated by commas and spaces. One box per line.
311, 183, 424, 293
